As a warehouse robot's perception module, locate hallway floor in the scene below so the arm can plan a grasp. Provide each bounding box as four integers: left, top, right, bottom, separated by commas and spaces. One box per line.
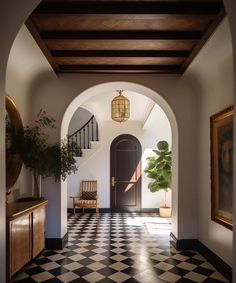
13, 213, 229, 283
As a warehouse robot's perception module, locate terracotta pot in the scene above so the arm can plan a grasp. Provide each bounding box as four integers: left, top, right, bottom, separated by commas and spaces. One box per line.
159, 206, 172, 218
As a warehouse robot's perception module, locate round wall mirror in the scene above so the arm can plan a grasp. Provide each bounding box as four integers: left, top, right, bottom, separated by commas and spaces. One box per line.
6, 95, 23, 190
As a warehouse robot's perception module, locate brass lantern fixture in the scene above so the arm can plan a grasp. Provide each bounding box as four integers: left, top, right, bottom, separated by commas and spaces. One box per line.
111, 90, 130, 123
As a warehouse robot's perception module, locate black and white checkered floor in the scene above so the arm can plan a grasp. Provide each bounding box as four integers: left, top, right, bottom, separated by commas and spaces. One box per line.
13, 213, 229, 283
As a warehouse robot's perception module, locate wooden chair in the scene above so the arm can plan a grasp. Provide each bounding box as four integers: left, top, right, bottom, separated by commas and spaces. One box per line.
71, 180, 99, 215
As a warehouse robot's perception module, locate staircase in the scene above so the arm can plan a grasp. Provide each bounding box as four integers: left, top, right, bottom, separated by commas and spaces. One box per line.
76, 140, 101, 167
68, 115, 99, 159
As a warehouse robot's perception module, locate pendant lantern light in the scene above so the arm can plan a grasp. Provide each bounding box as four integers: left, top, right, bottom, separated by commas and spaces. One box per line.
111, 90, 130, 123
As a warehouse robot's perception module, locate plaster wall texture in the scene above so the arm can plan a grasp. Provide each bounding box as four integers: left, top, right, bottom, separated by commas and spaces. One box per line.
6, 25, 53, 202
0, 1, 41, 281
5, 24, 62, 237
68, 107, 92, 136
184, 18, 233, 265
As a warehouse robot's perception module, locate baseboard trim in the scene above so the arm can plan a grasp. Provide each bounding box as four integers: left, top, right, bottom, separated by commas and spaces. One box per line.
197, 241, 232, 282
170, 232, 199, 250
68, 208, 111, 213
170, 233, 232, 281
68, 208, 159, 213
45, 232, 68, 250
141, 208, 159, 213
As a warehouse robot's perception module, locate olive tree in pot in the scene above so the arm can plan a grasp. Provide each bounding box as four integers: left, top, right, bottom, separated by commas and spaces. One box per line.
19, 110, 79, 200
144, 140, 172, 217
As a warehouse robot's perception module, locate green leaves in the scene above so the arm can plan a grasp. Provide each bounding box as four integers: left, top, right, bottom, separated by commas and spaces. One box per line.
35, 109, 56, 129
157, 140, 169, 151
144, 140, 172, 192
19, 110, 78, 183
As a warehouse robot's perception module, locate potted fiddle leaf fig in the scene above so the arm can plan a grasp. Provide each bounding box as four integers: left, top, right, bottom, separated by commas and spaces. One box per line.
144, 140, 172, 217
19, 110, 79, 199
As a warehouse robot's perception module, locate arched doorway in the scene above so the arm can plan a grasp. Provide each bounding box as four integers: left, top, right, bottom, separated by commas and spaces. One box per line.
110, 134, 142, 212
61, 81, 177, 236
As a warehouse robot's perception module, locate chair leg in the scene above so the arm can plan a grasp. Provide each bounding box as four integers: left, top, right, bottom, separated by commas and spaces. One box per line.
82, 207, 84, 214
73, 206, 76, 216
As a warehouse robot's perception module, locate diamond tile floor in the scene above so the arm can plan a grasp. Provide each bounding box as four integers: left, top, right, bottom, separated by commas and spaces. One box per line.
13, 213, 229, 283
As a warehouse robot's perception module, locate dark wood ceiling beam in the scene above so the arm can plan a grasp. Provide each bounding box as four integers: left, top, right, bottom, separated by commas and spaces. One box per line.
59, 64, 180, 71
45, 39, 197, 51
33, 1, 223, 15
26, 1, 225, 74
41, 30, 203, 40
55, 56, 184, 65
32, 14, 215, 32
59, 70, 180, 74
51, 50, 190, 57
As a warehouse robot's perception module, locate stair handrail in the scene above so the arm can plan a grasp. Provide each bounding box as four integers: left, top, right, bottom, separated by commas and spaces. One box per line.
68, 115, 95, 138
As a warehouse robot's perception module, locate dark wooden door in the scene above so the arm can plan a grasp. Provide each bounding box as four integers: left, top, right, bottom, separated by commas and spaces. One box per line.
110, 134, 141, 212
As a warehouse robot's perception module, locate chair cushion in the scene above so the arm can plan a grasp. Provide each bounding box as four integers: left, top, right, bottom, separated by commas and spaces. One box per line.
81, 191, 97, 200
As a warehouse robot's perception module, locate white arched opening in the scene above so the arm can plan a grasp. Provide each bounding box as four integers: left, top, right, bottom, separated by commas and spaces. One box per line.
61, 81, 179, 236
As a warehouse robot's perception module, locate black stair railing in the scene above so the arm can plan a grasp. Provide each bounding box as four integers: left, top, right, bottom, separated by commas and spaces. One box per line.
68, 115, 99, 157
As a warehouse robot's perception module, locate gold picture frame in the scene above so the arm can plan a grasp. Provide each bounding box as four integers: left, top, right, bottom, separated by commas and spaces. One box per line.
210, 106, 233, 230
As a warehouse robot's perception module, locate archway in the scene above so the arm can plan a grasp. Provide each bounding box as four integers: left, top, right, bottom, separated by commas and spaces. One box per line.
61, 81, 178, 236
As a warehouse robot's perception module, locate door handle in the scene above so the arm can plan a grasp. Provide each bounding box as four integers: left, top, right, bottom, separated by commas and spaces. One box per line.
111, 176, 116, 187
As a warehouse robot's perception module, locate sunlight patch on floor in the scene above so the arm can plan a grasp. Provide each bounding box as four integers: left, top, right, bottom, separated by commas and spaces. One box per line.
126, 215, 171, 235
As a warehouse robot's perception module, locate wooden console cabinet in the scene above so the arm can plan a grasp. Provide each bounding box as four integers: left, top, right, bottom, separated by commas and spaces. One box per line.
6, 200, 48, 281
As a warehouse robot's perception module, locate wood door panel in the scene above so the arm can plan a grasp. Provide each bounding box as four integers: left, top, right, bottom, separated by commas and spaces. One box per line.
33, 206, 46, 258
117, 182, 137, 207
116, 151, 137, 181
10, 214, 31, 276
111, 134, 141, 212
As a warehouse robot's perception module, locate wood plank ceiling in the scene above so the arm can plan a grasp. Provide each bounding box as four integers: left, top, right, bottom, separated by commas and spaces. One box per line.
26, 0, 225, 74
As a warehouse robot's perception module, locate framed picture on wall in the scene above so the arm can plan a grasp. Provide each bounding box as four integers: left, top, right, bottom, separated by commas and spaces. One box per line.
210, 106, 234, 230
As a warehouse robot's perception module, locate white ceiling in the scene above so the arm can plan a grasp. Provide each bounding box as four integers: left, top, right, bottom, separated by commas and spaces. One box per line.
82, 90, 155, 124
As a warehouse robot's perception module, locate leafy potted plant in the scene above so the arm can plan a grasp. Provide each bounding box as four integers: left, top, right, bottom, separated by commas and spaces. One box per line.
144, 140, 172, 217
19, 110, 79, 199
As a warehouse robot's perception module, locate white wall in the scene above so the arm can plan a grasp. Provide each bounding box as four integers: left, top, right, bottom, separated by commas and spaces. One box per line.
5, 23, 64, 238
68, 104, 172, 209
0, 1, 41, 282
5, 25, 54, 202
142, 104, 172, 208
184, 18, 233, 266
68, 107, 92, 136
